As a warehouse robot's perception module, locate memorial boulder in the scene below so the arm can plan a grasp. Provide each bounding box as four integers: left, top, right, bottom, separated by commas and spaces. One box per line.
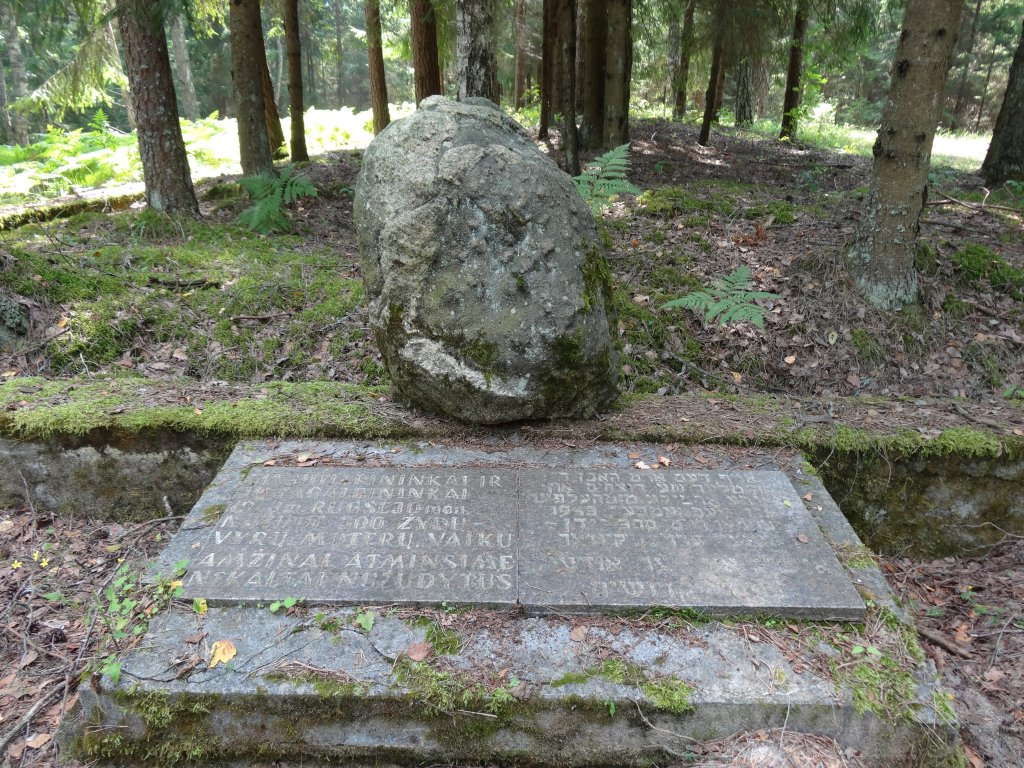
354, 97, 619, 424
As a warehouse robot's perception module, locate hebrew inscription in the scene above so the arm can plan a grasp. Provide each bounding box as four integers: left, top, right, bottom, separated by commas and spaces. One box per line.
181, 467, 864, 619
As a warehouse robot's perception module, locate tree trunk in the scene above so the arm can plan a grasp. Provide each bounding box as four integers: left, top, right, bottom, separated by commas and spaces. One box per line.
169, 12, 200, 120
0, 51, 11, 143
579, 0, 606, 149
735, 59, 753, 126
256, 22, 286, 158
0, 0, 28, 145
513, 0, 527, 109
109, 20, 139, 129
602, 0, 631, 148
335, 0, 344, 106
847, 0, 962, 310
779, 1, 807, 140
951, 0, 983, 131
752, 57, 770, 118
698, 25, 724, 146
230, 0, 275, 175
411, 0, 442, 104
981, 20, 1024, 186
665, 12, 679, 105
303, 12, 317, 106
672, 0, 696, 120
539, 0, 556, 136
457, 0, 498, 101
275, 35, 285, 110
365, 0, 390, 132
559, 0, 579, 175
284, 0, 309, 161
974, 42, 997, 132
117, 0, 199, 214
712, 54, 725, 118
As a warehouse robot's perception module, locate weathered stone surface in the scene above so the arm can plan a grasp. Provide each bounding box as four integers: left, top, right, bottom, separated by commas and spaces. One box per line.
174, 462, 863, 620
354, 96, 618, 424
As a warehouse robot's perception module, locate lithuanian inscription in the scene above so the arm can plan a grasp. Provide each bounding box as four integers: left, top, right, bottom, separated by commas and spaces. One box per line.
180, 467, 864, 620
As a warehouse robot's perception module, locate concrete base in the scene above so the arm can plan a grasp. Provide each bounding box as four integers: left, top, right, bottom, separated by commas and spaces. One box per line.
64, 441, 961, 766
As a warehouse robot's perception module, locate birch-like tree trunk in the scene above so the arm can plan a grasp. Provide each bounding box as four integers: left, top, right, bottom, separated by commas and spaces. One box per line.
335, 0, 344, 106
169, 12, 200, 120
0, 0, 28, 145
981, 19, 1024, 186
117, 0, 198, 214
847, 0, 962, 310
457, 0, 498, 101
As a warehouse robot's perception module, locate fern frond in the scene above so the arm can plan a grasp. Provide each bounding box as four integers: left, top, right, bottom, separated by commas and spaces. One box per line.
237, 163, 316, 232
662, 266, 782, 330
573, 143, 642, 215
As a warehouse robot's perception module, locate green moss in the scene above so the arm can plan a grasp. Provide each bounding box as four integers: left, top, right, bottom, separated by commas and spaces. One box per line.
200, 503, 227, 524
549, 671, 591, 687
461, 339, 499, 373
914, 242, 938, 276
851, 327, 884, 364
638, 185, 737, 218
942, 295, 971, 318
745, 200, 796, 224
951, 243, 1024, 298
425, 623, 463, 655
394, 659, 516, 717
264, 670, 368, 698
643, 678, 694, 714
581, 246, 614, 314
836, 543, 876, 570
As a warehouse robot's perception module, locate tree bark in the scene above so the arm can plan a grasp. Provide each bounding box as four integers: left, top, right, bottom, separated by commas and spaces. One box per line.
303, 11, 318, 106
559, 0, 579, 175
256, 20, 286, 158
779, 1, 808, 140
0, 0, 28, 145
539, 0, 556, 136
117, 0, 199, 214
411, 0, 442, 104
981, 20, 1024, 186
847, 0, 962, 310
0, 54, 10, 143
698, 25, 724, 146
602, 0, 631, 148
275, 34, 285, 110
752, 57, 770, 118
169, 12, 200, 120
579, 0, 606, 149
284, 0, 309, 161
735, 60, 753, 125
230, 0, 275, 175
513, 0, 527, 109
334, 0, 344, 107
672, 0, 696, 120
457, 0, 498, 101
951, 0, 983, 131
365, 0, 390, 132
975, 41, 997, 132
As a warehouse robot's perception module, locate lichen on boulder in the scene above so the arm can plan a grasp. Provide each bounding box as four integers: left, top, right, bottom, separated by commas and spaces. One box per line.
354, 96, 619, 424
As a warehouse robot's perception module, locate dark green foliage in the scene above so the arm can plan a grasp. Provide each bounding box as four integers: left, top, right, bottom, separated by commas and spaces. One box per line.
573, 144, 642, 214
662, 266, 781, 329
951, 244, 1024, 299
237, 164, 318, 233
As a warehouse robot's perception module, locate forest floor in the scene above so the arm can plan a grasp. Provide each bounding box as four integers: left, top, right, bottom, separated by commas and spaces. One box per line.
0, 120, 1022, 766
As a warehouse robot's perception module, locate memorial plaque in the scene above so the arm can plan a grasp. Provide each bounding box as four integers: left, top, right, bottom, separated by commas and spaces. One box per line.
183, 467, 520, 605
180, 466, 864, 619
517, 470, 863, 618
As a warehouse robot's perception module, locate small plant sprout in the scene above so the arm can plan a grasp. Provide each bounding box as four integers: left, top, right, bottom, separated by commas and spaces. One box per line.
269, 596, 300, 614
573, 143, 642, 214
662, 265, 781, 329
355, 609, 375, 632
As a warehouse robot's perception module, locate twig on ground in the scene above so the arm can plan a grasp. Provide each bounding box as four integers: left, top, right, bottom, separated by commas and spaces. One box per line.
916, 623, 973, 659
952, 403, 1009, 430
0, 677, 68, 754
930, 190, 1022, 214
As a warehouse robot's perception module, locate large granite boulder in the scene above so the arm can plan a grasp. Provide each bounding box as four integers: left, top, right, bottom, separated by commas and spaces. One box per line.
354, 96, 619, 424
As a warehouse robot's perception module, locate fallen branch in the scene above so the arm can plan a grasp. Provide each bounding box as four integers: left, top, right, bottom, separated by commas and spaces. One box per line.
929, 190, 1022, 215
0, 677, 68, 754
0, 328, 70, 360
951, 403, 1010, 431
915, 624, 972, 659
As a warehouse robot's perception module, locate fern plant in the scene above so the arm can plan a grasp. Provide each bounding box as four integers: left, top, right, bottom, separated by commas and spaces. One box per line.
573, 143, 642, 214
237, 163, 318, 233
662, 266, 781, 329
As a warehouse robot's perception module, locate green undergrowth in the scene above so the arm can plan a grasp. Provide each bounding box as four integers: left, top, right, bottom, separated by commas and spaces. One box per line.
2, 210, 366, 380
637, 181, 796, 224
950, 243, 1024, 300
0, 376, 394, 439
